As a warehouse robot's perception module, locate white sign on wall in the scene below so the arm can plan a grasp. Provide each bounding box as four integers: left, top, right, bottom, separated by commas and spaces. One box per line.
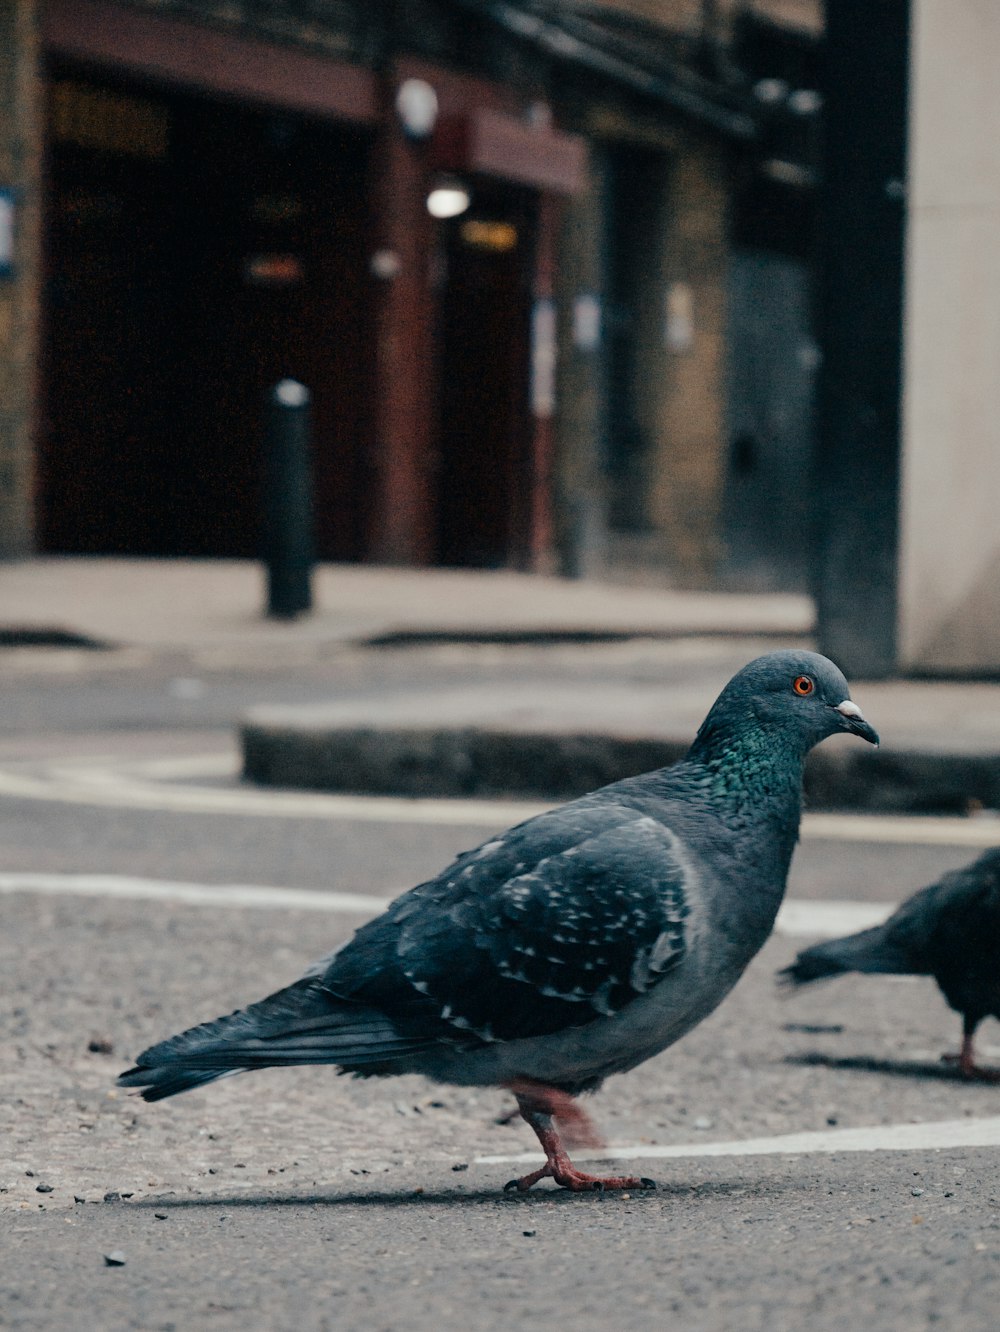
665, 281, 694, 353
0, 190, 14, 278
531, 297, 557, 418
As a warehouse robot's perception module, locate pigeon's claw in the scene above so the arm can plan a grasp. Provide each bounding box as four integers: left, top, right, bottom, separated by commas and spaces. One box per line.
504, 1159, 653, 1194
507, 1082, 656, 1194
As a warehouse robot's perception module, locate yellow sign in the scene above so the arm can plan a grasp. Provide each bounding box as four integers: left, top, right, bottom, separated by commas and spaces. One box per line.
460, 220, 518, 252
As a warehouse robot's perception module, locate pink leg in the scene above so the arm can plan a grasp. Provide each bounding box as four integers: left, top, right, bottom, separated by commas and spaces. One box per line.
942, 1029, 1000, 1083
502, 1080, 656, 1194
505, 1078, 605, 1148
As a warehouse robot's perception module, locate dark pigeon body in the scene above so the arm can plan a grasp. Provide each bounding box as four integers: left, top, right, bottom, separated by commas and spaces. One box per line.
120, 649, 878, 1189
781, 847, 1000, 1078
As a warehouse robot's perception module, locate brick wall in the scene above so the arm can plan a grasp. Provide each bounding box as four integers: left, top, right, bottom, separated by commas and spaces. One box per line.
598, 0, 822, 39
647, 144, 729, 584
0, 0, 41, 556
599, 140, 730, 590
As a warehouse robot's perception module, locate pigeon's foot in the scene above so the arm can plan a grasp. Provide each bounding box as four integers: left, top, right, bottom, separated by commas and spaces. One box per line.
506, 1084, 656, 1194
503, 1155, 656, 1194
941, 1051, 1000, 1082
941, 1032, 1000, 1082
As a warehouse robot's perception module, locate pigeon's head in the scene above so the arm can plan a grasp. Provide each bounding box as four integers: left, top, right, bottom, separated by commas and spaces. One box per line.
695, 650, 879, 757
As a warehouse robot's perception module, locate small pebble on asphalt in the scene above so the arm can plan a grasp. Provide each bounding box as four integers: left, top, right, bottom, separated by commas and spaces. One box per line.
35, 1184, 54, 1194
103, 1251, 127, 1267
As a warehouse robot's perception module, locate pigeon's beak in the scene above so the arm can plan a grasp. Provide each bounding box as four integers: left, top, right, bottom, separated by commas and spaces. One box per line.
833, 699, 879, 747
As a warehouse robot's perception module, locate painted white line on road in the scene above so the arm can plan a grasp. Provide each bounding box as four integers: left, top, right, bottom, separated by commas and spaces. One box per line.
0, 872, 390, 914
0, 755, 999, 847
0, 763, 547, 827
775, 899, 892, 937
802, 810, 1000, 847
476, 1114, 1000, 1166
0, 871, 890, 938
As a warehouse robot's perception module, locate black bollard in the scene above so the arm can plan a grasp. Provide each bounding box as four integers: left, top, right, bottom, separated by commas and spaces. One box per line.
262, 379, 314, 618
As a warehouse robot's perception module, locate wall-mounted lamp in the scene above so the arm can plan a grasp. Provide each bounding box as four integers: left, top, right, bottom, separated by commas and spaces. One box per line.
395, 79, 439, 141
426, 177, 471, 219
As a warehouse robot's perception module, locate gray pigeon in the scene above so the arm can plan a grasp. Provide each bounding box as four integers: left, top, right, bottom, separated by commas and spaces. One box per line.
119, 649, 877, 1192
780, 847, 1000, 1081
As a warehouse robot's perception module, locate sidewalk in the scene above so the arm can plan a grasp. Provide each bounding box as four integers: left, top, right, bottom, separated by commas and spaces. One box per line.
0, 557, 812, 653
5, 557, 1000, 812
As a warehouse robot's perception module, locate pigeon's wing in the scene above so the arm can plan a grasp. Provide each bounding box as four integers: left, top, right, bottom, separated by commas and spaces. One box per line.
875, 861, 1000, 971
919, 853, 1000, 1018
324, 802, 691, 1044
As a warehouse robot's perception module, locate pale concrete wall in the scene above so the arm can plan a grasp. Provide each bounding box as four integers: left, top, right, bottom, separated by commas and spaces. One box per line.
898, 0, 1000, 670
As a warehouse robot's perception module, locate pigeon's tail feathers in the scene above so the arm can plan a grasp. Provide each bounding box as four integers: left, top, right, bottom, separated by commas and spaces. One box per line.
126, 1067, 238, 1103
779, 923, 923, 986
118, 977, 432, 1101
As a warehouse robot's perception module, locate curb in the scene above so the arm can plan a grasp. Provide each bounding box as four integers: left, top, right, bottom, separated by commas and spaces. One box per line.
240, 721, 1000, 813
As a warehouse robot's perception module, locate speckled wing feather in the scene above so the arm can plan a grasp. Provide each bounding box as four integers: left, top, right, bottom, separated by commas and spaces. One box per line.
322, 802, 690, 1045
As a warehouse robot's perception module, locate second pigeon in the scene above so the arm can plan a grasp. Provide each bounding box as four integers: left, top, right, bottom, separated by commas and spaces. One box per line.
781, 846, 1000, 1081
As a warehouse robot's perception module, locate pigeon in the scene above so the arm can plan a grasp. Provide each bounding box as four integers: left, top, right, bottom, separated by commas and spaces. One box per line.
780, 847, 1000, 1081
119, 649, 878, 1192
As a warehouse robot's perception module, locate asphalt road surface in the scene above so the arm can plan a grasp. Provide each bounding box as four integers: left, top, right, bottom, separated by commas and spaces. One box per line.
3, 643, 1000, 1330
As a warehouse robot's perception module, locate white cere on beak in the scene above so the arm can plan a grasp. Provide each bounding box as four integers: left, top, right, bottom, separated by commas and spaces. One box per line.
835, 700, 864, 720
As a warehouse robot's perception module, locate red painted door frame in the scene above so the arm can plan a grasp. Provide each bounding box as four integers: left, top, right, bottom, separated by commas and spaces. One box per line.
40, 1, 581, 568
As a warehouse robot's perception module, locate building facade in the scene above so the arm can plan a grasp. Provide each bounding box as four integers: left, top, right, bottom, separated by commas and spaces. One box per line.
0, 0, 823, 592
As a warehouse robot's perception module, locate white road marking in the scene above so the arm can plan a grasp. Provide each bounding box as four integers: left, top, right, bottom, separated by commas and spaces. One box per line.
775, 899, 892, 937
0, 753, 998, 846
475, 1115, 1000, 1166
0, 872, 391, 914
0, 761, 547, 827
0, 870, 890, 937
802, 810, 1000, 847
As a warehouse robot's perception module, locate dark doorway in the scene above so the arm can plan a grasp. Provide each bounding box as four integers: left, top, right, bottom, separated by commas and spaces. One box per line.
602, 144, 666, 534
38, 68, 373, 558
433, 184, 535, 568
721, 249, 816, 592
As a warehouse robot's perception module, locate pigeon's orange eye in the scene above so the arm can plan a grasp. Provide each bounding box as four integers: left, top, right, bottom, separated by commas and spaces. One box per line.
792, 675, 815, 696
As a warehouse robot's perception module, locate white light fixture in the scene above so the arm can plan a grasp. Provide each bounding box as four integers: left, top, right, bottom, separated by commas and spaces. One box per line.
787, 88, 823, 117
753, 78, 789, 105
426, 179, 471, 219
395, 79, 439, 140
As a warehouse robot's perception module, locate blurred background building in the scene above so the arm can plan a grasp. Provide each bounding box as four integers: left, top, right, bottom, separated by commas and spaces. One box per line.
1, 1, 998, 675
0, 0, 823, 583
